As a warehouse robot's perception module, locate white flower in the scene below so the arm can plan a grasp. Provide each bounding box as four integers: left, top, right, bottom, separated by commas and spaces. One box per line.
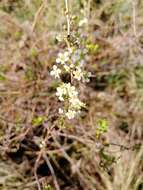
56, 83, 78, 101
65, 109, 76, 119
50, 65, 61, 78
56, 52, 69, 64
56, 85, 67, 101
69, 98, 85, 110
58, 108, 64, 114
70, 63, 74, 69
73, 68, 83, 81
56, 83, 84, 119
66, 83, 78, 98
79, 18, 88, 27
64, 65, 70, 72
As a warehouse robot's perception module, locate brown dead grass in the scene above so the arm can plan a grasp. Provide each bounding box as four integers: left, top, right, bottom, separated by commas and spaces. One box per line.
0, 0, 143, 190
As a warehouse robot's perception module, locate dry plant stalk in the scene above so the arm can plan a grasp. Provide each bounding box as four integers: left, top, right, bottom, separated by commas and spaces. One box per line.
65, 0, 70, 36
32, 0, 46, 32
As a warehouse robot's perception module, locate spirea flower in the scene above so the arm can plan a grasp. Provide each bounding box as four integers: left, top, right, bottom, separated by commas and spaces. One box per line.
50, 24, 91, 119
66, 83, 78, 98
56, 83, 85, 119
50, 65, 61, 78
56, 84, 67, 101
73, 68, 83, 81
69, 97, 85, 110
58, 108, 64, 114
56, 52, 69, 64
64, 65, 70, 72
65, 109, 76, 119
56, 83, 78, 102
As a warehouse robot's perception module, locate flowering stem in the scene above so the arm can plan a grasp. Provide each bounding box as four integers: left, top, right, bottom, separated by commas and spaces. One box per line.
50, 1, 89, 119
65, 0, 70, 37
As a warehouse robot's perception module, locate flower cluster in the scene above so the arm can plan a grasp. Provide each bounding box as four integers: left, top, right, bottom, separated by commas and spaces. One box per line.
50, 65, 61, 79
56, 83, 78, 101
55, 82, 85, 119
51, 48, 91, 82
50, 42, 91, 119
56, 52, 69, 65
50, 11, 91, 119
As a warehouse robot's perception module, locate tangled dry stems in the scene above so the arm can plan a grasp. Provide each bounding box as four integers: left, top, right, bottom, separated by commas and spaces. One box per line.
0, 0, 143, 190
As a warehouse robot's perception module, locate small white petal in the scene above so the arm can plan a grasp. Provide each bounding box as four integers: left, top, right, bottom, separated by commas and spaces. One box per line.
59, 108, 64, 114
64, 65, 70, 72
65, 110, 76, 119
56, 58, 61, 63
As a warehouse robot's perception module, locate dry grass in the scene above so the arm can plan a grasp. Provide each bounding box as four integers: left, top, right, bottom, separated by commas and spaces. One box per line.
0, 0, 143, 190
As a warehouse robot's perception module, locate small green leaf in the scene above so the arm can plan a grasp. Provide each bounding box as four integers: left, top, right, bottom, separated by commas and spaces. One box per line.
14, 31, 23, 40
32, 116, 45, 126
86, 43, 99, 53
98, 119, 108, 133
96, 119, 109, 138
43, 185, 53, 190
30, 48, 38, 57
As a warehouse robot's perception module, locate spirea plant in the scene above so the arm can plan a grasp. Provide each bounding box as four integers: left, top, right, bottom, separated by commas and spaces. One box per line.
50, 0, 91, 120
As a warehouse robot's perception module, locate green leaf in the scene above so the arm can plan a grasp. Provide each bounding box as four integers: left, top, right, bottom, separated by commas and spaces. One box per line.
30, 48, 38, 57
98, 119, 108, 133
43, 185, 53, 190
86, 43, 99, 53
13, 31, 23, 40
32, 116, 45, 126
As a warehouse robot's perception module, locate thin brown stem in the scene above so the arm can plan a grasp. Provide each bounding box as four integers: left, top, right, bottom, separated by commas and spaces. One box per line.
65, 0, 70, 36
34, 153, 43, 190
43, 154, 60, 190
32, 0, 46, 32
